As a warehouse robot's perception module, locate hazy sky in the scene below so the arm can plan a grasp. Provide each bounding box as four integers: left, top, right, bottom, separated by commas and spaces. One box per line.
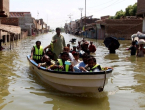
10, 0, 137, 29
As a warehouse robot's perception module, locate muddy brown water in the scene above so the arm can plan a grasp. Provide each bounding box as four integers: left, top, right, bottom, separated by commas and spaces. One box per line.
0, 33, 145, 110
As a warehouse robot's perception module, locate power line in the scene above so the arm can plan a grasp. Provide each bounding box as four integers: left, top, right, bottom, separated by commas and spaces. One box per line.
87, 0, 117, 9
89, 0, 126, 13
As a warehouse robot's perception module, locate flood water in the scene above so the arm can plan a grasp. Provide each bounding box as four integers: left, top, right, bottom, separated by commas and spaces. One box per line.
0, 33, 145, 110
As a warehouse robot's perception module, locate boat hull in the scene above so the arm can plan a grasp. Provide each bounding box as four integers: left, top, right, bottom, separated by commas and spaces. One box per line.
27, 55, 112, 93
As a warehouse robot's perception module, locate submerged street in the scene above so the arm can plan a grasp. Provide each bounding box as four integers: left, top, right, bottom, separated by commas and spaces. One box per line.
0, 33, 145, 110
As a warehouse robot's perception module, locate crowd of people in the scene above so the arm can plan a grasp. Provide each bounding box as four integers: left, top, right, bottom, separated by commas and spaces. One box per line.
30, 27, 112, 72
127, 40, 145, 57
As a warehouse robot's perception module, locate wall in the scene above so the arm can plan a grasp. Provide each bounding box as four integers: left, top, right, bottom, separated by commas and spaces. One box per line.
137, 0, 145, 16
0, 0, 9, 17
1, 18, 19, 26
105, 19, 142, 39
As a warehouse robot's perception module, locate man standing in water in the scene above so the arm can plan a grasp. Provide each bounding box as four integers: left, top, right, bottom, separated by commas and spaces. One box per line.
51, 28, 66, 60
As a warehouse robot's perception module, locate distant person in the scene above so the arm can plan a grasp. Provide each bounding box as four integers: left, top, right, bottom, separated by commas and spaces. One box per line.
77, 41, 82, 52
67, 44, 71, 51
127, 41, 137, 55
51, 27, 66, 60
137, 44, 144, 57
89, 41, 96, 53
108, 41, 118, 54
30, 41, 43, 63
70, 46, 77, 55
82, 42, 90, 55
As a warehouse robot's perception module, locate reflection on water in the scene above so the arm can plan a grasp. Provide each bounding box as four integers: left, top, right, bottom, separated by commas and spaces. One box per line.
0, 33, 145, 109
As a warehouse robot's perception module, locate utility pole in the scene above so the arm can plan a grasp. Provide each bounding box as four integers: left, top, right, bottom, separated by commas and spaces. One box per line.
78, 8, 83, 31
65, 20, 68, 33
85, 0, 87, 37
68, 14, 73, 34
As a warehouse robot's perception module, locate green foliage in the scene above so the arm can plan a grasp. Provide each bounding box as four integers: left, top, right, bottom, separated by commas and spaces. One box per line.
112, 2, 137, 19
109, 16, 114, 19
114, 10, 125, 19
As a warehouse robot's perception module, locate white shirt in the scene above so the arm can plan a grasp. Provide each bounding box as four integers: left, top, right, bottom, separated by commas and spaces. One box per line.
68, 52, 74, 61
71, 59, 81, 66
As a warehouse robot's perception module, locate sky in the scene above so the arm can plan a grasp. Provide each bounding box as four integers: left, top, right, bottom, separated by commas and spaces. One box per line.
10, 0, 137, 29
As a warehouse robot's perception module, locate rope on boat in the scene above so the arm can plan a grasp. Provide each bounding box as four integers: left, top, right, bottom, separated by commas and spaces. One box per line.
98, 71, 106, 92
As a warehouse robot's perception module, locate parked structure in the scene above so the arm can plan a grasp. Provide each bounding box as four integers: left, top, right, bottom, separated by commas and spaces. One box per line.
0, 0, 23, 50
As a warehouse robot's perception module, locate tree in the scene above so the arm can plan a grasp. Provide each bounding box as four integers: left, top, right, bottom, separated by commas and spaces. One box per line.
109, 2, 137, 19
114, 10, 125, 19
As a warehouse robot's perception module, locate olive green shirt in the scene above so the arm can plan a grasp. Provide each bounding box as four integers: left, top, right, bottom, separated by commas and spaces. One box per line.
51, 34, 66, 57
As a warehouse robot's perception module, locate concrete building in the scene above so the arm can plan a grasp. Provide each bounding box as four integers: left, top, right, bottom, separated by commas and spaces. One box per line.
0, 0, 9, 17
137, 0, 145, 33
9, 12, 34, 36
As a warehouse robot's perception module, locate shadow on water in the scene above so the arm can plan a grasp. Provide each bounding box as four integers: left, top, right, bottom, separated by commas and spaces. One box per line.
31, 92, 110, 110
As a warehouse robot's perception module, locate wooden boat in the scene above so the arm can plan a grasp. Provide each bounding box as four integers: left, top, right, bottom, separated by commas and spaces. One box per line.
27, 55, 113, 93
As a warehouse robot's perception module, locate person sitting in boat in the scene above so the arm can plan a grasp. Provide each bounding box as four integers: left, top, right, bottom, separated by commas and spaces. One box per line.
70, 46, 77, 54
79, 57, 113, 72
67, 44, 71, 51
50, 52, 73, 72
38, 55, 55, 69
77, 41, 82, 52
71, 52, 81, 66
30, 41, 43, 63
89, 41, 96, 53
58, 47, 74, 61
46, 49, 55, 60
73, 53, 89, 72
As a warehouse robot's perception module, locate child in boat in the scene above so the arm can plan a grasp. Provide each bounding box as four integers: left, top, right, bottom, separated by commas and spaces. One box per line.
67, 44, 71, 51
79, 57, 113, 72
71, 52, 81, 66
127, 41, 136, 55
58, 47, 74, 61
73, 53, 89, 72
50, 52, 73, 72
38, 55, 55, 69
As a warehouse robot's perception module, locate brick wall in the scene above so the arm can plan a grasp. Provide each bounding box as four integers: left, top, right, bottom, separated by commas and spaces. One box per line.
1, 18, 19, 26
104, 19, 143, 40
137, 0, 145, 16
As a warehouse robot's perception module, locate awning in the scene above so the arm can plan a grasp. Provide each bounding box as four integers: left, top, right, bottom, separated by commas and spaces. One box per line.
0, 24, 21, 34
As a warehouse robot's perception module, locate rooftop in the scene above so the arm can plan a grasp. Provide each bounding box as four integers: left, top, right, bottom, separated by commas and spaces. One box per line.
9, 12, 31, 17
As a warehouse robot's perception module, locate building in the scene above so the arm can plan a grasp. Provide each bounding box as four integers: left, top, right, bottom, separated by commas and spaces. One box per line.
0, 0, 9, 17
96, 19, 142, 40
9, 12, 34, 36
137, 0, 145, 33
